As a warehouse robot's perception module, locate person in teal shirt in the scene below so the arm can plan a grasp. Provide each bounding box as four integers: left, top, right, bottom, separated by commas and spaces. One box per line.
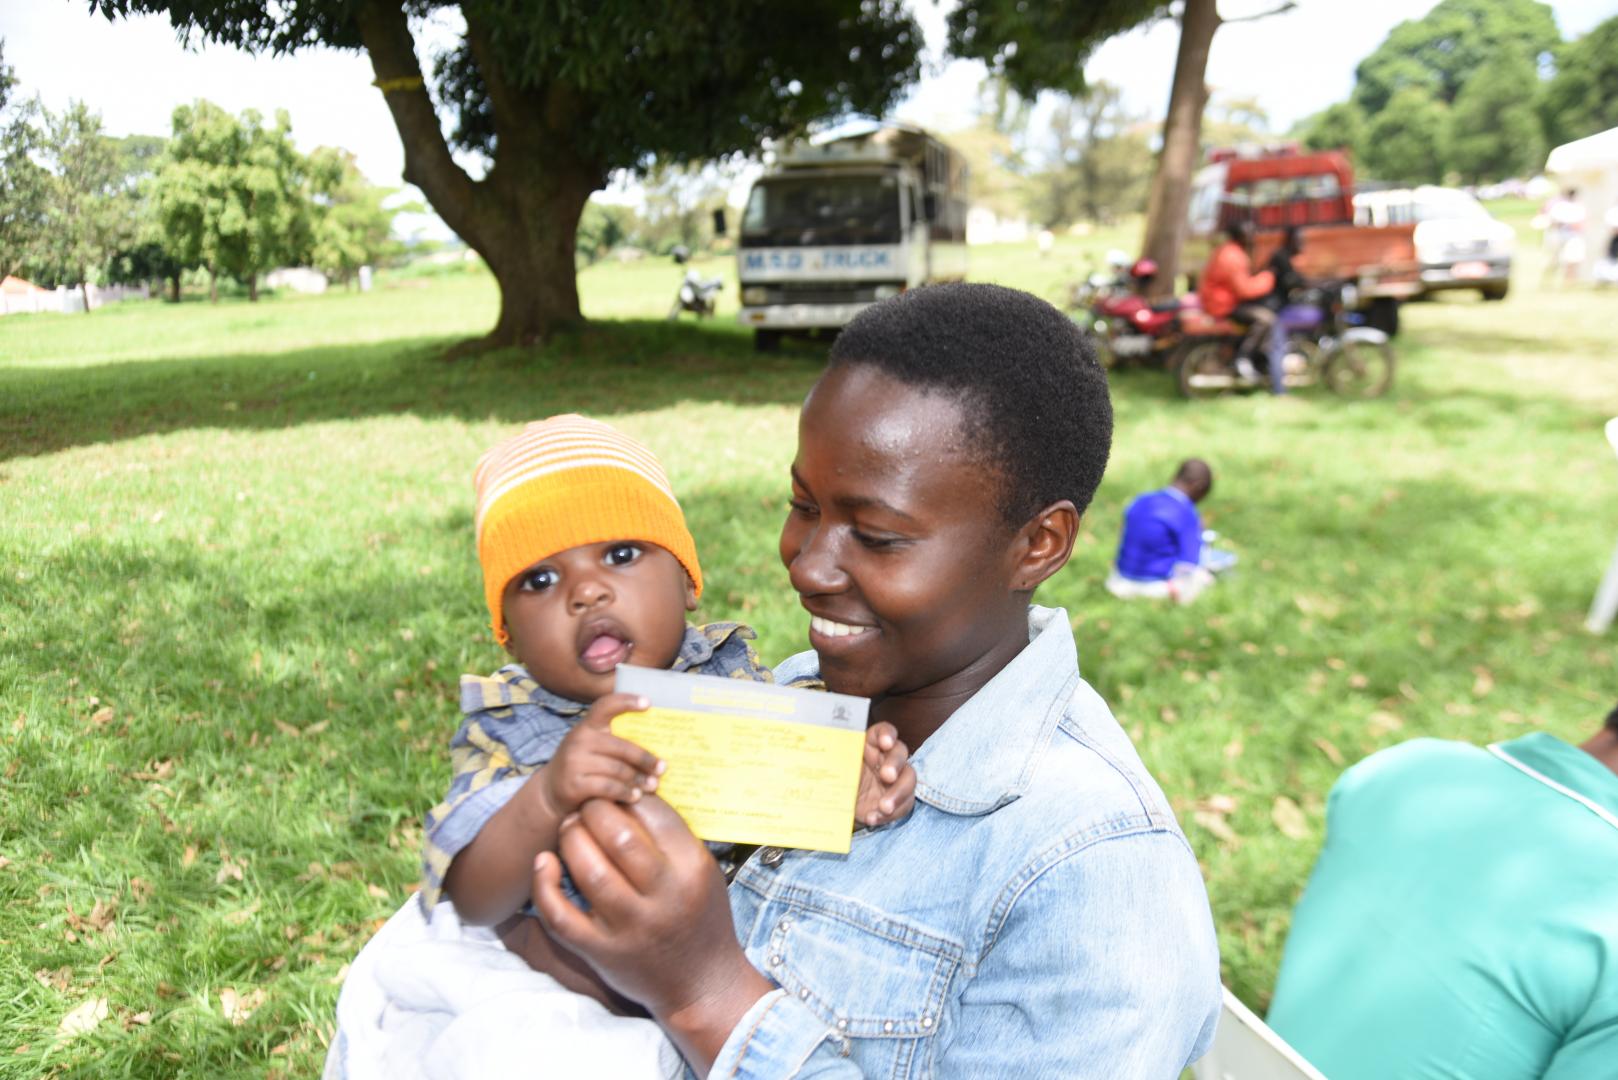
1266, 706, 1618, 1079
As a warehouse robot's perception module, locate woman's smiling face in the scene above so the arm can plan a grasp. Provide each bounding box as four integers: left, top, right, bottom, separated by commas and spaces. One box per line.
779, 364, 1029, 706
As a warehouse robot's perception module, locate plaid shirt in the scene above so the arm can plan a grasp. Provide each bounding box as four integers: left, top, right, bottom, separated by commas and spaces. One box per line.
418, 622, 783, 914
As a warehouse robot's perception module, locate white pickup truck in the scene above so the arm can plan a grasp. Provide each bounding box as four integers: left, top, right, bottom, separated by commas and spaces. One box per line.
736, 124, 968, 351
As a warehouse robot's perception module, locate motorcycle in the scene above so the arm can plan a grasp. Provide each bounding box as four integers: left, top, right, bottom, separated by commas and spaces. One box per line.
1071, 255, 1189, 370
1172, 281, 1395, 399
667, 245, 723, 320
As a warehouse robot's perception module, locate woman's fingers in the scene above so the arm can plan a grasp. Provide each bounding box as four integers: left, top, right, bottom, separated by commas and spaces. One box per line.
577, 798, 667, 895
531, 851, 602, 953
556, 809, 642, 915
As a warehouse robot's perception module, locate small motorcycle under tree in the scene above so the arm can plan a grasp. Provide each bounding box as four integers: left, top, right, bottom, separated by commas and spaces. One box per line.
1173, 282, 1395, 400
667, 245, 723, 321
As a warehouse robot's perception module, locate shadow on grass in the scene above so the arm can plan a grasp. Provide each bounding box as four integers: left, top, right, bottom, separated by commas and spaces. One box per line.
0, 320, 830, 462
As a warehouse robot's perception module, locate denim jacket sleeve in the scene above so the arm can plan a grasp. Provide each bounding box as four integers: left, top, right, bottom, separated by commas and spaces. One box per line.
707, 828, 1218, 1079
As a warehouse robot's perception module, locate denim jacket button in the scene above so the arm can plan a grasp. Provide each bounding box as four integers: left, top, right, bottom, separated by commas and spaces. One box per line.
799, 987, 811, 1000
921, 1015, 933, 1029
777, 917, 792, 931
835, 1018, 848, 1031
769, 954, 782, 967
882, 1021, 895, 1033
760, 847, 785, 867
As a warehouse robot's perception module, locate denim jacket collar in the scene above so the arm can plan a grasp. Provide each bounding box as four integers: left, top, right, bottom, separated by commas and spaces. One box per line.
911, 605, 1081, 816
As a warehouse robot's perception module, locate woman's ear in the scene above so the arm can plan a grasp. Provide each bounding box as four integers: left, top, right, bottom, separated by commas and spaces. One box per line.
1010, 500, 1080, 594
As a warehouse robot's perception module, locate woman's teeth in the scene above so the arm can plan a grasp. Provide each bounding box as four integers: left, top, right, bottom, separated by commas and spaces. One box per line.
811, 615, 871, 639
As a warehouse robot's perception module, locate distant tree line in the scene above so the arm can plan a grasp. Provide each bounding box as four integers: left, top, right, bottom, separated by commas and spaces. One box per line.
0, 41, 409, 308
1293, 0, 1618, 186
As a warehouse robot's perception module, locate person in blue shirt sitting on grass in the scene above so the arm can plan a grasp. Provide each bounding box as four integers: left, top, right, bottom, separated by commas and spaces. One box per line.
1106, 458, 1233, 603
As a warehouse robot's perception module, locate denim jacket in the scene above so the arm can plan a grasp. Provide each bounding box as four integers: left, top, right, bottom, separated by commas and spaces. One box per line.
707, 606, 1220, 1079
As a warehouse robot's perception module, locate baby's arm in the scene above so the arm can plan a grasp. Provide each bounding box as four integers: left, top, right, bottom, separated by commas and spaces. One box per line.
443, 692, 663, 924
855, 721, 916, 828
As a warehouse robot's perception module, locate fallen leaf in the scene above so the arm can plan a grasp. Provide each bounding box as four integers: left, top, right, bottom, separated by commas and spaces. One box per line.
1222, 739, 1244, 760
223, 986, 267, 1027
131, 759, 175, 782
129, 878, 154, 903
125, 1011, 153, 1028
366, 883, 388, 900
89, 707, 115, 726
328, 962, 351, 986
1196, 794, 1238, 815
34, 966, 72, 992
223, 899, 261, 926
303, 720, 330, 737
1272, 796, 1310, 840
273, 719, 301, 739
1348, 673, 1369, 690
181, 846, 197, 869
216, 858, 245, 885
1471, 667, 1495, 697
56, 997, 108, 1039
86, 899, 117, 932
1313, 737, 1345, 766
0, 856, 11, 871
1192, 810, 1238, 844
1158, 706, 1178, 724
1368, 710, 1404, 737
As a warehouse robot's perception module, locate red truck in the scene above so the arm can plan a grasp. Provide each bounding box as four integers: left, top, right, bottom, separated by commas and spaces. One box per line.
1183, 145, 1419, 335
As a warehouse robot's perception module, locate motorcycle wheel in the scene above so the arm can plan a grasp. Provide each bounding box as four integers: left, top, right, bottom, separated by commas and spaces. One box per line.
1323, 338, 1396, 398
1176, 339, 1238, 399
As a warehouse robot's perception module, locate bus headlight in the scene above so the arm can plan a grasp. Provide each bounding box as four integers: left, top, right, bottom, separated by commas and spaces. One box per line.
741, 286, 767, 305
873, 284, 903, 300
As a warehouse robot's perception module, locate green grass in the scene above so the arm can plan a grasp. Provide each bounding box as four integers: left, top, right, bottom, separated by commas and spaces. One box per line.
4, 219, 1618, 1076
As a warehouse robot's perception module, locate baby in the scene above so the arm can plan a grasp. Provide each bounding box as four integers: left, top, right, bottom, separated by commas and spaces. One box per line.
418, 414, 916, 1016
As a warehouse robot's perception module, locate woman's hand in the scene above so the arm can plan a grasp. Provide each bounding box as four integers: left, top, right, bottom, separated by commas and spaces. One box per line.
856, 721, 916, 828
532, 796, 774, 1072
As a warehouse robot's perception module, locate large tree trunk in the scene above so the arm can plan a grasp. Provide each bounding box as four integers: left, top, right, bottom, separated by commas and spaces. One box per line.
1140, 0, 1220, 299
79, 276, 91, 315
208, 266, 218, 303
169, 274, 181, 303
354, 0, 601, 353
247, 273, 258, 302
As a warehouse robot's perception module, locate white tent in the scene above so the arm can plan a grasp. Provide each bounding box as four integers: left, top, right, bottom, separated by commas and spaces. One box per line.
1545, 126, 1618, 282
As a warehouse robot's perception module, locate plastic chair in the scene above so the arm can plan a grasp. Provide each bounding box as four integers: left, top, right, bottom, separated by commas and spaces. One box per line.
1191, 987, 1328, 1080
1586, 417, 1618, 634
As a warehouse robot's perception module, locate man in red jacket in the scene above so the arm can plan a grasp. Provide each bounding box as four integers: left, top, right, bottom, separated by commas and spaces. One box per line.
1198, 221, 1283, 391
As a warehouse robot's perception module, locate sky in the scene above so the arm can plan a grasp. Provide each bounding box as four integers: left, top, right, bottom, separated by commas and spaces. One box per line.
4, 0, 1612, 235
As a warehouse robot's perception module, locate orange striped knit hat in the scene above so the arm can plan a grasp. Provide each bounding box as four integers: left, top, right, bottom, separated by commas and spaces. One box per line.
473, 415, 702, 644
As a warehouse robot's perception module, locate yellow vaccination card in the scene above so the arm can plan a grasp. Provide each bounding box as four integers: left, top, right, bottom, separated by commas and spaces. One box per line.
613, 667, 869, 854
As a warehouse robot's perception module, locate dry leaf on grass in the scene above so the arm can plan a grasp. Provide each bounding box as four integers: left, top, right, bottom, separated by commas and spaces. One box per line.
129, 877, 154, 903
220, 986, 267, 1026
89, 707, 115, 727
365, 883, 388, 900
216, 857, 245, 885
223, 899, 261, 926
34, 966, 72, 992
1472, 667, 1496, 697
181, 845, 197, 869
56, 997, 108, 1039
1272, 796, 1310, 840
273, 719, 302, 739
1313, 737, 1345, 766
1192, 810, 1238, 844
1367, 710, 1404, 737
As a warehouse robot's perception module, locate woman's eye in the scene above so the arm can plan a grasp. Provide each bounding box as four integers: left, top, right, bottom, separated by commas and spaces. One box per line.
853, 530, 900, 550
604, 543, 642, 566
518, 568, 559, 592
788, 498, 818, 516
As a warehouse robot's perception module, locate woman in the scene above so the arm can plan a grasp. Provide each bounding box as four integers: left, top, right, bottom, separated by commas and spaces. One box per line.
533, 283, 1221, 1078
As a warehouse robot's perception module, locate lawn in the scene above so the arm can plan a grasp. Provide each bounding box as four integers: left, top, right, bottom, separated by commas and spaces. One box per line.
3, 220, 1617, 1077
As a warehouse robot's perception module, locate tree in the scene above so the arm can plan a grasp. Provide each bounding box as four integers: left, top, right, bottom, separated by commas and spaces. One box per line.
1200, 95, 1270, 153
102, 132, 183, 300
307, 146, 405, 286
1027, 84, 1153, 226
1296, 102, 1367, 157
1539, 15, 1618, 148
575, 200, 633, 266
152, 101, 309, 302
90, 1, 923, 350
1361, 87, 1450, 185
1352, 0, 1559, 115
37, 102, 128, 312
0, 40, 50, 281
950, 0, 1295, 297
1448, 51, 1543, 182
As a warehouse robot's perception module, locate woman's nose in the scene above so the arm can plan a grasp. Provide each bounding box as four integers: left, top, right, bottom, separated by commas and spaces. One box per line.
786, 524, 847, 595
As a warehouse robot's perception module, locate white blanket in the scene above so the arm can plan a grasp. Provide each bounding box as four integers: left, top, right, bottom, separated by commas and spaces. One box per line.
325, 897, 684, 1080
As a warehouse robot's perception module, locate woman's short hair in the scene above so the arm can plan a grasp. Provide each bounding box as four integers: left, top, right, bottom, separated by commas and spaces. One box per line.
827, 282, 1113, 524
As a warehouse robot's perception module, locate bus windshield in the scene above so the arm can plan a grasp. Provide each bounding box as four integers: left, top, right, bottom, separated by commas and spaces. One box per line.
742, 174, 902, 247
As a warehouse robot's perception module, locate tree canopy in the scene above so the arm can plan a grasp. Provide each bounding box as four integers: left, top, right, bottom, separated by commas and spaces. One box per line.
1351, 0, 1559, 115
1539, 14, 1618, 149
0, 41, 50, 281
946, 1, 1169, 99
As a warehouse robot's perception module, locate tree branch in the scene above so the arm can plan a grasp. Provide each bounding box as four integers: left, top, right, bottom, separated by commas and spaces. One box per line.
1221, 1, 1296, 24
352, 0, 484, 245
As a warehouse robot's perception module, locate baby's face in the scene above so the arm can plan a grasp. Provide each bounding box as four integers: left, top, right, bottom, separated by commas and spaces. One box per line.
501, 539, 697, 703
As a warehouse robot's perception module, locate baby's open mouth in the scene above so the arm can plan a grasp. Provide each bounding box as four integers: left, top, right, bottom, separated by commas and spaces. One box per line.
579, 632, 633, 674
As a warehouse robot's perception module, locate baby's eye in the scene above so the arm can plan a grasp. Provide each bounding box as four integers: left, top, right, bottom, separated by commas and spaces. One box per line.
604, 543, 643, 567
517, 567, 560, 592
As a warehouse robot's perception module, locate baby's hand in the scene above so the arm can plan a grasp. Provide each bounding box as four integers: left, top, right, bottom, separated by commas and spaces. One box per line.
855, 722, 915, 829
541, 693, 664, 819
